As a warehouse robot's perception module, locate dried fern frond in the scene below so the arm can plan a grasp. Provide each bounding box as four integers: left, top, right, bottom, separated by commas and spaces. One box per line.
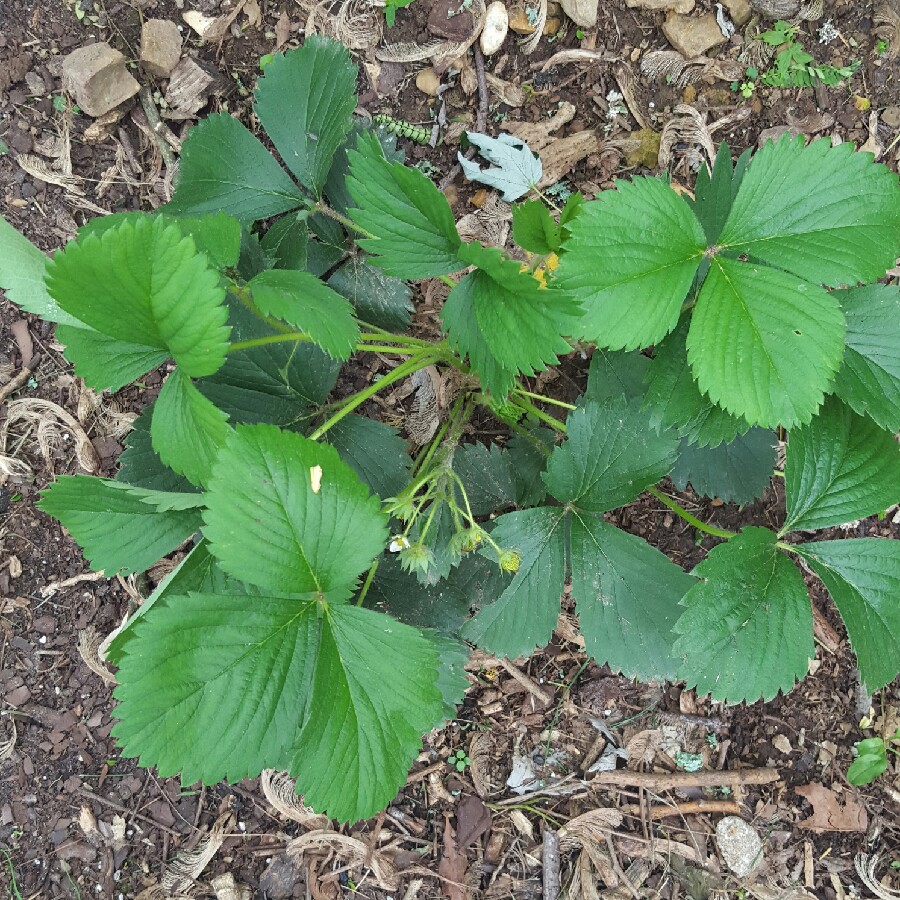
558, 808, 624, 852
658, 103, 716, 171
288, 831, 400, 891
78, 626, 118, 684
260, 769, 330, 830
161, 812, 234, 894
377, 39, 449, 62
328, 0, 382, 50
640, 50, 743, 87
17, 154, 85, 194
855, 854, 900, 900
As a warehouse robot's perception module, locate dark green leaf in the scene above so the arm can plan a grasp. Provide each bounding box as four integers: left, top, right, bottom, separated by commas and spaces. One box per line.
452, 442, 517, 516
325, 414, 411, 499
327, 255, 413, 331
324, 123, 404, 216
117, 405, 197, 494
506, 427, 555, 507
584, 349, 650, 406
688, 142, 750, 244
260, 213, 309, 270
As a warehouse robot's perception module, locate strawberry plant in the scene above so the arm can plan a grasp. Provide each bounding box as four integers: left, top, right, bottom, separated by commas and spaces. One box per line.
2, 35, 900, 824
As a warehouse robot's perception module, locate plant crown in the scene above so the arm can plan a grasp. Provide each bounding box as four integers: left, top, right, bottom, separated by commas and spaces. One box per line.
2, 36, 900, 820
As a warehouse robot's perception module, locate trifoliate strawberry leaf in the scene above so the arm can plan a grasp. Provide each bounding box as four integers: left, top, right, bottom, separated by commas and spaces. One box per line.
687, 257, 845, 428
203, 425, 388, 597
717, 136, 900, 287
46, 217, 230, 379
247, 269, 359, 360
261, 213, 309, 270
794, 539, 900, 691
38, 476, 201, 575
0, 215, 83, 327
556, 178, 705, 350
151, 368, 230, 488
165, 114, 306, 225
459, 507, 567, 657
644, 319, 751, 448
832, 285, 900, 433
327, 256, 413, 332
544, 398, 679, 513
455, 242, 580, 377
673, 527, 813, 703
458, 132, 542, 202
291, 603, 442, 820
570, 514, 694, 680
512, 199, 562, 254
324, 414, 411, 500
412, 498, 457, 586
254, 35, 358, 196
783, 396, 900, 533
507, 428, 555, 507
441, 273, 518, 398
686, 142, 750, 244
348, 131, 463, 278
452, 442, 517, 517
671, 429, 776, 505
117, 406, 197, 494
584, 349, 650, 406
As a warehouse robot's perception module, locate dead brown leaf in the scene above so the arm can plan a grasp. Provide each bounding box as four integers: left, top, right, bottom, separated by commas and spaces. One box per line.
275, 10, 292, 48
438, 814, 467, 900
456, 794, 491, 847
795, 783, 868, 832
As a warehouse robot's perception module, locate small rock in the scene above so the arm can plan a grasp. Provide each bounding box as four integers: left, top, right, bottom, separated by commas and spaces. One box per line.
33, 615, 57, 634
662, 12, 727, 58
259, 853, 300, 900
882, 105, 900, 129
480, 1, 509, 54
749, 0, 799, 17
62, 43, 139, 117
415, 66, 441, 96
626, 0, 695, 13
723, 0, 751, 25
772, 733, 792, 754
428, 0, 474, 40
560, 0, 598, 26
140, 19, 183, 79
716, 816, 764, 877
24, 70, 46, 95
4, 684, 31, 706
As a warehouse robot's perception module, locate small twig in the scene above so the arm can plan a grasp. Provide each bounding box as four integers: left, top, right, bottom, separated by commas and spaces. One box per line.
624, 800, 742, 820
41, 569, 106, 599
0, 354, 41, 405
78, 787, 182, 838
473, 44, 488, 134
406, 760, 447, 784
498, 658, 553, 706
542, 828, 560, 900
137, 87, 178, 169
590, 768, 779, 790
604, 831, 641, 900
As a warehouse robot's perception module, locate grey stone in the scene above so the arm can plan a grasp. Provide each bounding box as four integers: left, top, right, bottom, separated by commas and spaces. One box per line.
259, 853, 300, 900
882, 105, 900, 129
626, 0, 695, 14
662, 12, 728, 58
140, 19, 183, 78
62, 43, 139, 117
560, 0, 598, 26
716, 816, 764, 877
749, 0, 799, 18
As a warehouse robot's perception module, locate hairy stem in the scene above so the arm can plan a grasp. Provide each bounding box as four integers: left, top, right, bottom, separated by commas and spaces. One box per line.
645, 485, 736, 539
228, 331, 314, 353
513, 388, 577, 411
511, 395, 568, 432
310, 201, 375, 239
355, 560, 379, 607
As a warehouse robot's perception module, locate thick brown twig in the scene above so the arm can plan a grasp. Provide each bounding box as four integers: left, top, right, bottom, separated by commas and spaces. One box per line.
542, 828, 560, 900
590, 767, 779, 790
625, 799, 743, 820
0, 354, 41, 406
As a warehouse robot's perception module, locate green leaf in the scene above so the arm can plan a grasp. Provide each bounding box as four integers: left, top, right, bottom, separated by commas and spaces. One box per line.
459, 507, 566, 657
556, 178, 705, 349
46, 217, 231, 378
544, 399, 679, 513
832, 284, 900, 433
452, 442, 517, 517
196, 295, 339, 427
117, 406, 197, 494
247, 269, 359, 360
687, 142, 750, 244
794, 539, 900, 691
166, 114, 306, 226
687, 257, 845, 428
152, 368, 230, 487
441, 272, 517, 397
718, 136, 900, 287
570, 514, 694, 679
458, 132, 542, 202
644, 319, 750, 448
324, 414, 411, 499
327, 256, 413, 332
413, 499, 458, 585
261, 213, 309, 270
432, 634, 470, 724
254, 36, 357, 196
456, 242, 580, 377
203, 425, 388, 597
673, 527, 813, 703
512, 199, 561, 254
783, 396, 900, 532
173, 213, 242, 271
290, 603, 441, 821
507, 428, 555, 507
671, 429, 776, 504
38, 476, 201, 575
584, 349, 650, 406
347, 131, 463, 278
0, 215, 83, 326
846, 738, 888, 785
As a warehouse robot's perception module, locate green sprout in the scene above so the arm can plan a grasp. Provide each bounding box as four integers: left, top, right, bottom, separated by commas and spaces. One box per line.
450, 748, 471, 772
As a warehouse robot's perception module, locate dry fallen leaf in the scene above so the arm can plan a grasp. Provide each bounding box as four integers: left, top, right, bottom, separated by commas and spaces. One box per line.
10, 320, 34, 369
438, 814, 467, 900
795, 783, 868, 832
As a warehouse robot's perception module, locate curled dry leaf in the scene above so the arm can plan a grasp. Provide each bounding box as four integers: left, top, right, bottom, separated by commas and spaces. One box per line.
794, 783, 868, 833
855, 854, 900, 900
161, 811, 235, 894
874, 0, 900, 58
538, 130, 601, 189
658, 103, 716, 170
8, 556, 22, 579
260, 769, 330, 830
183, 1, 248, 43
558, 808, 624, 852
288, 831, 400, 891
468, 730, 496, 797
485, 73, 526, 107
640, 49, 743, 87
78, 626, 118, 684
211, 873, 252, 900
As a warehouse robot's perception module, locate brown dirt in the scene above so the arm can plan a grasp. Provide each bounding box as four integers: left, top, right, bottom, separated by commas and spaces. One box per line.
1, 0, 900, 897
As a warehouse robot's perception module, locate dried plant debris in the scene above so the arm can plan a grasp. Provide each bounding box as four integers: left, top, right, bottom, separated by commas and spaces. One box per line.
875, 0, 900, 57
0, 717, 16, 763
507, 100, 575, 150
377, 0, 486, 67
327, 0, 383, 51
288, 832, 402, 891
78, 626, 118, 684
260, 769, 330, 830
161, 811, 235, 894
457, 193, 513, 247
640, 49, 743, 87
519, 0, 548, 54
658, 103, 716, 170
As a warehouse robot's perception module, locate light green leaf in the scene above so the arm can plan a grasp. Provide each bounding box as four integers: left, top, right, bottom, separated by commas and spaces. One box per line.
718, 136, 900, 287
584, 349, 650, 406
348, 131, 463, 278
644, 319, 750, 448
152, 368, 231, 487
248, 269, 359, 360
544, 398, 679, 513
570, 514, 694, 680
556, 178, 705, 349
783, 396, 900, 532
203, 425, 388, 597
173, 213, 242, 270
327, 256, 413, 332
832, 284, 900, 433
795, 539, 900, 691
0, 215, 83, 326
325, 414, 411, 500
166, 114, 306, 226
291, 603, 442, 821
673, 527, 813, 703
687, 257, 845, 428
38, 476, 201, 575
671, 429, 776, 505
458, 132, 542, 202
117, 405, 197, 494
452, 442, 516, 517
46, 217, 231, 378
512, 199, 562, 254
254, 36, 358, 196
459, 507, 567, 657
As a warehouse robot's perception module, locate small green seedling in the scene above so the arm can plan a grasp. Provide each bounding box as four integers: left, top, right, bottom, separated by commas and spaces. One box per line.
450, 749, 472, 772
876, 38, 890, 55
575, 28, 585, 39
259, 53, 275, 70
758, 20, 859, 87
847, 729, 900, 785
383, 0, 416, 26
